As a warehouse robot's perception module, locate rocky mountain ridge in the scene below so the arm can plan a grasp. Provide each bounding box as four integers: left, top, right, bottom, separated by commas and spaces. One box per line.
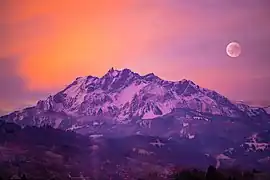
1, 68, 268, 128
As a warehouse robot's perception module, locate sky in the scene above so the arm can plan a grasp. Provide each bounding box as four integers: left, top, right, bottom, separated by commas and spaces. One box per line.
0, 0, 270, 114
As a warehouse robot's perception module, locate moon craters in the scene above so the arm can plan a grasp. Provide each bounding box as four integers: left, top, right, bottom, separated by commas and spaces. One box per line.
226, 42, 241, 58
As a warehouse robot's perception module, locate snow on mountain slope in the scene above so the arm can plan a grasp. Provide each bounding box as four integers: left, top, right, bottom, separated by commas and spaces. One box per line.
264, 106, 270, 114
236, 103, 269, 117
49, 68, 240, 120
1, 68, 269, 128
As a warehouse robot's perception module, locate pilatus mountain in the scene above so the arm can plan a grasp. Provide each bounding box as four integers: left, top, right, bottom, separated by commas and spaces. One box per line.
1, 68, 270, 171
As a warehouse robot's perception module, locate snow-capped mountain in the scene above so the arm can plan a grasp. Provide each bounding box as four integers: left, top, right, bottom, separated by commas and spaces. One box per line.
1, 68, 270, 170
40, 68, 242, 121
1, 68, 269, 128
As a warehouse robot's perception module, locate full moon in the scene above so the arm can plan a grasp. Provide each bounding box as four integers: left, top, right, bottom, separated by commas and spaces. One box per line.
226, 42, 241, 58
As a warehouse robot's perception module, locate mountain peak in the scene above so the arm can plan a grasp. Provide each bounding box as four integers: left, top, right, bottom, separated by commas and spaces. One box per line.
143, 73, 156, 78
108, 67, 115, 73
105, 67, 120, 77
142, 73, 162, 82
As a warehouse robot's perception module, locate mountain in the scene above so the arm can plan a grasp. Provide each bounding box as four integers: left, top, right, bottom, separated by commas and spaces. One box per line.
264, 106, 270, 114
1, 68, 268, 127
1, 68, 270, 170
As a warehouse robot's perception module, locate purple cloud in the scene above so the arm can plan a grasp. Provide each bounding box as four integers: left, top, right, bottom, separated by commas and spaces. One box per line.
0, 57, 50, 114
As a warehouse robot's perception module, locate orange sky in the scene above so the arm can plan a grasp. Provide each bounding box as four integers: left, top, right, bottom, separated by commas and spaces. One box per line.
2, 1, 192, 89
1, 0, 270, 112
